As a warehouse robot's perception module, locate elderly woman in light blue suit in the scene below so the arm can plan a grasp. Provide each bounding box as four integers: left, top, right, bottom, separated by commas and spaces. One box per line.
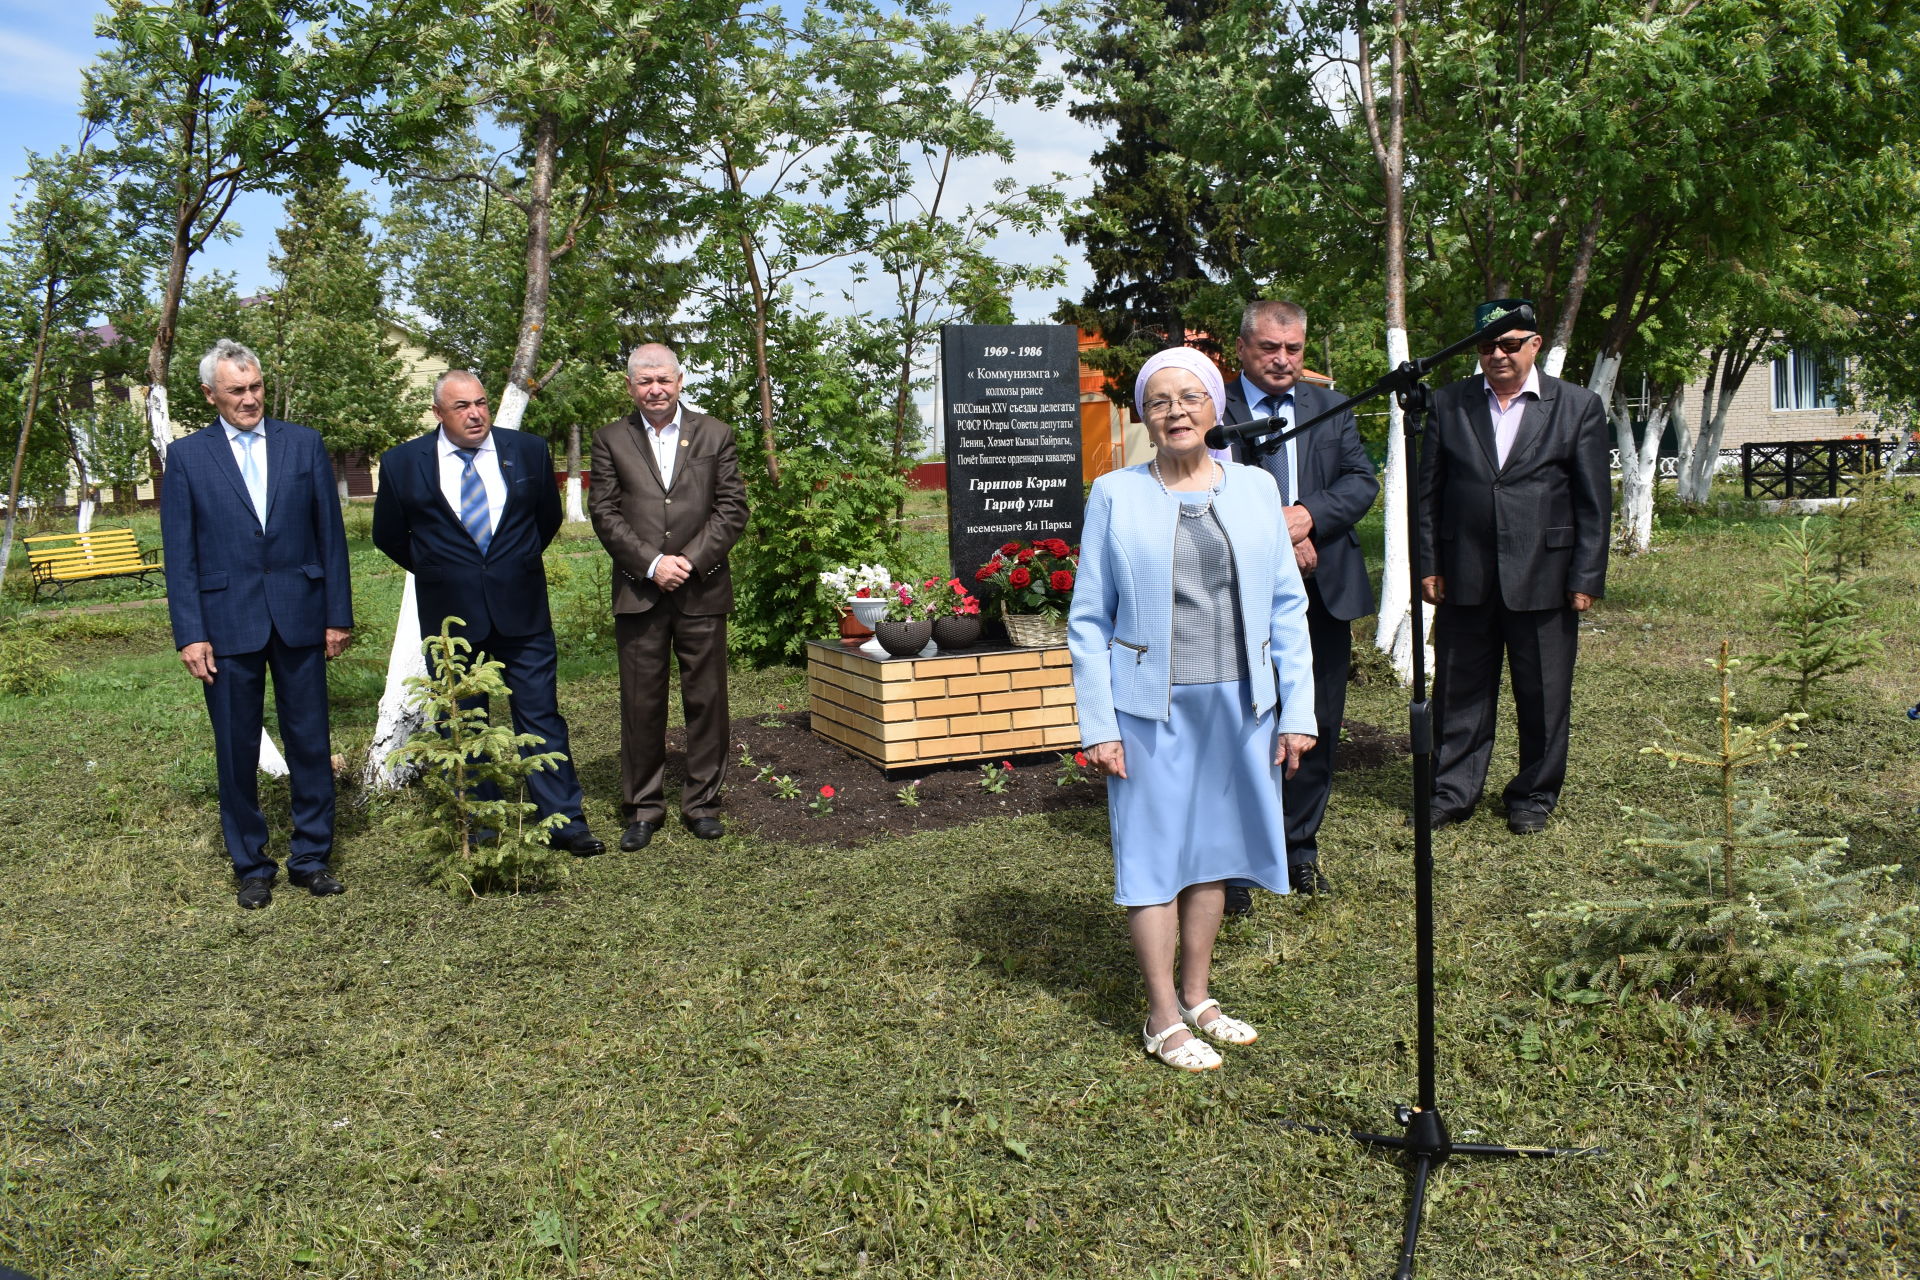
1069, 346, 1318, 1073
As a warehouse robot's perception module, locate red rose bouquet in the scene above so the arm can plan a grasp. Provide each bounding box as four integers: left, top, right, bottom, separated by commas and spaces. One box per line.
973, 538, 1079, 619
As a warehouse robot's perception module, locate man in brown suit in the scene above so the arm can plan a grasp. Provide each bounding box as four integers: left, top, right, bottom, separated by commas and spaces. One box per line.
590, 344, 750, 850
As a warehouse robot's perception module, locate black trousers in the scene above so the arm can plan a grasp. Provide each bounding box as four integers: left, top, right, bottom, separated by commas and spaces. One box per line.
1431, 598, 1579, 817
1283, 583, 1351, 867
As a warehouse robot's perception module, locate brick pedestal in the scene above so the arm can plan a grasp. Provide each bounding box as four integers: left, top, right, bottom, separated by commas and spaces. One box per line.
806, 639, 1080, 770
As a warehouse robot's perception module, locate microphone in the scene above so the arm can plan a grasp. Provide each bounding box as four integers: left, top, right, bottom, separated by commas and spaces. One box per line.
1204, 414, 1290, 452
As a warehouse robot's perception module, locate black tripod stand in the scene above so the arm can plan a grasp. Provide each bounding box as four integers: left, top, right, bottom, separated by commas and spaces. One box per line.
1209, 306, 1599, 1278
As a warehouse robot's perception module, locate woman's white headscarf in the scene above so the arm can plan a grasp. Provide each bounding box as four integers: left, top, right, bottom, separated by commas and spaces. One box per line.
1133, 346, 1232, 462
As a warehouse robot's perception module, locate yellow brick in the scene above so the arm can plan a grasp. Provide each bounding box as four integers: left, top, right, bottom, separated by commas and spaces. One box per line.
1041, 722, 1081, 745
949, 711, 1012, 734
899, 678, 949, 699
872, 658, 917, 681
922, 734, 979, 759
812, 664, 885, 702
913, 655, 981, 678
978, 651, 1043, 672
1009, 667, 1062, 689
876, 717, 939, 743
980, 689, 1043, 713
981, 728, 1047, 752
1039, 647, 1072, 666
1041, 684, 1077, 706
947, 672, 1011, 695
917, 695, 978, 718
882, 739, 919, 765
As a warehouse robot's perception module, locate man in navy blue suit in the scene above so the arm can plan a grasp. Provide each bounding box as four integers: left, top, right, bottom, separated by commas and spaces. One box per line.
1225, 300, 1380, 906
162, 339, 354, 910
372, 370, 605, 857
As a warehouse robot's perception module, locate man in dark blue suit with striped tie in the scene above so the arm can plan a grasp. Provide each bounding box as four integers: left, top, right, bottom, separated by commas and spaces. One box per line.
372, 370, 604, 857
162, 338, 354, 909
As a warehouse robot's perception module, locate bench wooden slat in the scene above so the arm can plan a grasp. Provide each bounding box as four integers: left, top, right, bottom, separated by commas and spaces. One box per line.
20, 527, 162, 600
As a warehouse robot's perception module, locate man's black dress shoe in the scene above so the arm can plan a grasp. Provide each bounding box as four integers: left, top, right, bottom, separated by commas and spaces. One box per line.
619, 820, 658, 852
551, 828, 608, 858
685, 816, 725, 840
1223, 884, 1254, 917
1507, 808, 1549, 835
1290, 862, 1332, 897
1429, 807, 1458, 831
289, 868, 346, 896
236, 877, 274, 910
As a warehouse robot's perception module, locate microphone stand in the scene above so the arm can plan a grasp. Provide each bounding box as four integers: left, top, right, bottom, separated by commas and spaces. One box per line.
1218, 309, 1599, 1279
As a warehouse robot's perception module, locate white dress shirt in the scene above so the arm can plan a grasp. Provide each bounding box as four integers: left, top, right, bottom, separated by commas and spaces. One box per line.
221, 417, 269, 526
1484, 366, 1543, 468
644, 407, 683, 490
437, 428, 506, 536
641, 408, 684, 581
1237, 375, 1298, 505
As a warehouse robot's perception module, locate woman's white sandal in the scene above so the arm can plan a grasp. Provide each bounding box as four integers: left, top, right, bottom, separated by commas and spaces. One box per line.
1144, 1019, 1222, 1072
1179, 997, 1258, 1046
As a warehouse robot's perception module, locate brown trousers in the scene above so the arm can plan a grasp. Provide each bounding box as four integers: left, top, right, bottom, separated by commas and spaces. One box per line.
614, 608, 730, 822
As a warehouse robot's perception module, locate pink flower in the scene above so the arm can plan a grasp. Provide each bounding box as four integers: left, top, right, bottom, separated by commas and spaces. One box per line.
820, 784, 835, 798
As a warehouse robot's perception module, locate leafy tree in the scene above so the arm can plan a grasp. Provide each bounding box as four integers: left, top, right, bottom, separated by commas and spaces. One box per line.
260, 174, 414, 481
0, 140, 123, 577
1054, 0, 1241, 390
83, 0, 402, 453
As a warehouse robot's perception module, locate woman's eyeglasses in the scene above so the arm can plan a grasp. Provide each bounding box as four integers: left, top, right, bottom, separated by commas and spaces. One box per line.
1144, 391, 1213, 417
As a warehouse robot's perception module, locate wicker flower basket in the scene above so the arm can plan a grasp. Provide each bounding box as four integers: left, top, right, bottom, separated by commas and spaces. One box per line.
1004, 612, 1068, 648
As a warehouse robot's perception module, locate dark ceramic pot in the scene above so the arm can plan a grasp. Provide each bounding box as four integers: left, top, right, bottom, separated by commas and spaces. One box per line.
874, 618, 933, 657
931, 616, 982, 650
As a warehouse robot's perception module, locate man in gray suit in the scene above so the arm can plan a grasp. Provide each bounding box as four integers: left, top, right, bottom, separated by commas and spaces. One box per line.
1225, 300, 1379, 904
1417, 300, 1611, 835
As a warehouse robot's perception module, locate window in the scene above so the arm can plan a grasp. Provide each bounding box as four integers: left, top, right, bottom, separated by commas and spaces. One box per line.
1771, 346, 1839, 411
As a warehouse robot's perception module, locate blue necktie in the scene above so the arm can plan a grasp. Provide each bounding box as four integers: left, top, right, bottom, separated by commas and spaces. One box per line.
237, 429, 267, 526
1261, 396, 1295, 505
457, 448, 492, 553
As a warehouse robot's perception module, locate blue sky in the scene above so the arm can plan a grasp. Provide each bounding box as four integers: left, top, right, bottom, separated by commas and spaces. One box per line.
0, 0, 1099, 324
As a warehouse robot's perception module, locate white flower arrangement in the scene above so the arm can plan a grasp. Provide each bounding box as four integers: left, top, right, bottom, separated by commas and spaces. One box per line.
820, 562, 892, 600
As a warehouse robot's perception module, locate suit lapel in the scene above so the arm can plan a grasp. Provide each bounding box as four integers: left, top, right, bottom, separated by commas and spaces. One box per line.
417, 435, 463, 529
262, 420, 291, 527
205, 422, 261, 523
1466, 383, 1499, 471
1501, 380, 1558, 473
632, 414, 668, 492
495, 431, 522, 522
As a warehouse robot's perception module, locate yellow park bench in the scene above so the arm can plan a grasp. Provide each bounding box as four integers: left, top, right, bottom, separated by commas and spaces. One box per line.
22, 527, 165, 602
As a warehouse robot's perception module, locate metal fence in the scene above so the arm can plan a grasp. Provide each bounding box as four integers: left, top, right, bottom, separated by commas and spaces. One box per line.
1741, 439, 1892, 499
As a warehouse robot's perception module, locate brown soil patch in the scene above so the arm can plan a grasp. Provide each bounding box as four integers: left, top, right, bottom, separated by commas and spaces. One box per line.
663, 712, 1406, 848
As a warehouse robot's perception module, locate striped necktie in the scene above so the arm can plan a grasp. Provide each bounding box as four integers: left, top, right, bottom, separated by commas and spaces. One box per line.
1261, 396, 1294, 504
456, 448, 492, 552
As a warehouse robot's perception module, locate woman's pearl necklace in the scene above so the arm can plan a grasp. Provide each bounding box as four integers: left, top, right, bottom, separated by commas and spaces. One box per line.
1151, 458, 1222, 519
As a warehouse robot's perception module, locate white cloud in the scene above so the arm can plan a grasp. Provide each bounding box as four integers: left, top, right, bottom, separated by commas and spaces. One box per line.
0, 27, 83, 103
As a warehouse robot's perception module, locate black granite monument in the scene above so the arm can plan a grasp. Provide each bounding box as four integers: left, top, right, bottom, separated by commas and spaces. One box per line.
940, 323, 1085, 581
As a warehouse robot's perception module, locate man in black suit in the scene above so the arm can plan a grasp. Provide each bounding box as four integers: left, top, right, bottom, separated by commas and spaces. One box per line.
372, 370, 605, 856
1225, 300, 1379, 904
1417, 301, 1611, 834
162, 338, 354, 909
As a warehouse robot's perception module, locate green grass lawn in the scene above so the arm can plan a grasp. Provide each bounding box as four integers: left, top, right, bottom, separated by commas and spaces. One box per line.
1, 492, 1916, 1278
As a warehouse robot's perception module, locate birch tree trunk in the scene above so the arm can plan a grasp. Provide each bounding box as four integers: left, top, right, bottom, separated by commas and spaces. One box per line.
564, 421, 586, 522
1614, 383, 1677, 555
365, 574, 426, 788
0, 282, 56, 590
1373, 327, 1426, 682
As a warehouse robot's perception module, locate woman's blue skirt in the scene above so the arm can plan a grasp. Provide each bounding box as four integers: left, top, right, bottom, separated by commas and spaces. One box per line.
1108, 677, 1291, 907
